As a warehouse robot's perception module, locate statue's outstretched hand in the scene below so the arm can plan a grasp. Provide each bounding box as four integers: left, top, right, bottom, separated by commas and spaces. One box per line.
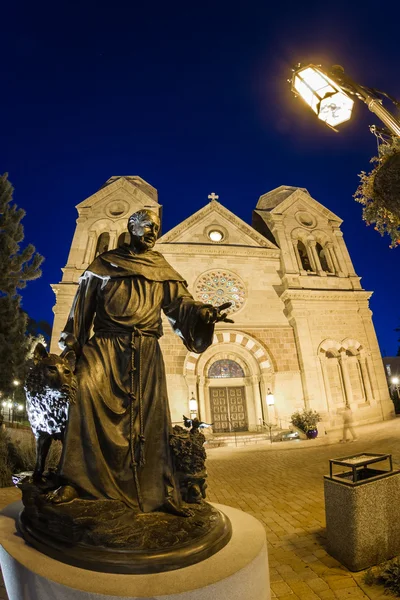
60, 334, 81, 360
199, 302, 234, 325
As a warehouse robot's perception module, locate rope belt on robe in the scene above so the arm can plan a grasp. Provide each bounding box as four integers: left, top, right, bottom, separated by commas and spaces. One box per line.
95, 327, 156, 512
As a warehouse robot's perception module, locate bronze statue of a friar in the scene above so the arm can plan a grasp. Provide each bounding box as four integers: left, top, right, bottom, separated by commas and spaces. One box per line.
17, 208, 232, 573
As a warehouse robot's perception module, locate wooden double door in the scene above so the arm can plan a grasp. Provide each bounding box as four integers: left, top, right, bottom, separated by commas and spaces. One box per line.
209, 386, 248, 433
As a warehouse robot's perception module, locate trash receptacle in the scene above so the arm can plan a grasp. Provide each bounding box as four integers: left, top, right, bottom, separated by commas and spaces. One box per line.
324, 452, 400, 571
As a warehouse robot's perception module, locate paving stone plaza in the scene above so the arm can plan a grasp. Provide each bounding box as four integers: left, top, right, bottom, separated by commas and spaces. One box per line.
2, 419, 399, 600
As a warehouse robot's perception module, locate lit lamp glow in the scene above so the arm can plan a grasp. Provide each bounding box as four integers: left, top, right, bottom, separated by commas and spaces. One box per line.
292, 65, 354, 128
266, 389, 275, 406
392, 377, 399, 385
209, 230, 223, 242
189, 394, 198, 419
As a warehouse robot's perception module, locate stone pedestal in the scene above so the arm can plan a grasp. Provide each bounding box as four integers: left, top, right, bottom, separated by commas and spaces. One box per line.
0, 501, 270, 600
325, 472, 400, 571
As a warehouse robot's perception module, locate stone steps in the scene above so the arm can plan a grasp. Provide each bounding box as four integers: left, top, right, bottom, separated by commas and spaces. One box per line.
205, 432, 272, 448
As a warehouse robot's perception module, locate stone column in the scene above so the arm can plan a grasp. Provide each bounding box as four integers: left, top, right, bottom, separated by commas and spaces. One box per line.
325, 242, 339, 275
320, 358, 333, 411
271, 219, 298, 274
332, 228, 355, 276
250, 375, 263, 425
339, 351, 353, 406
358, 355, 374, 403
108, 231, 118, 250
286, 305, 324, 406
198, 376, 208, 423
307, 241, 325, 276
83, 232, 96, 265
293, 241, 305, 273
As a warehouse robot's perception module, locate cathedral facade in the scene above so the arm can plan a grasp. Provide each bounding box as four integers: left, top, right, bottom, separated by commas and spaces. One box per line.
50, 176, 393, 433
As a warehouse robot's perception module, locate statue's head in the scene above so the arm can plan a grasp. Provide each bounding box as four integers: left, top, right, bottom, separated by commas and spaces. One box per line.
127, 209, 160, 252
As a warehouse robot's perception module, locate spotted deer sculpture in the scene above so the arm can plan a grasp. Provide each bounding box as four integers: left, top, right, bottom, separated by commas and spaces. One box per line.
25, 343, 77, 481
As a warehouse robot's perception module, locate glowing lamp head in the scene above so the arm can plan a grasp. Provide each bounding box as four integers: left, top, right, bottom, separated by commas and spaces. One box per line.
189, 395, 198, 413
13, 380, 20, 386
391, 376, 399, 385
266, 389, 275, 406
292, 65, 354, 127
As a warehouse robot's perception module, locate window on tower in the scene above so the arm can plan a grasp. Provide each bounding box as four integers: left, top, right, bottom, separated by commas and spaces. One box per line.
118, 232, 130, 247
316, 243, 332, 273
95, 232, 110, 257
297, 240, 312, 271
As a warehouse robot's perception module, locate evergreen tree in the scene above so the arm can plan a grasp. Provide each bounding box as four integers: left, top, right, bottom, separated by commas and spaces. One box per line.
0, 173, 43, 393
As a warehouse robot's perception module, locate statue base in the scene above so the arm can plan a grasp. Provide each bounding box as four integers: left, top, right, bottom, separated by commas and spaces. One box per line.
1, 500, 269, 600
16, 478, 231, 573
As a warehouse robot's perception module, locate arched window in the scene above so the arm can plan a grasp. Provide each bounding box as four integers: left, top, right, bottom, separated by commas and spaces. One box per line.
316, 243, 331, 273
118, 232, 130, 247
208, 359, 245, 379
95, 232, 110, 257
297, 240, 312, 271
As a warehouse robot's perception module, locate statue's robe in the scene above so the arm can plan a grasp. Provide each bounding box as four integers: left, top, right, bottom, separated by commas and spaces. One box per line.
58, 245, 214, 512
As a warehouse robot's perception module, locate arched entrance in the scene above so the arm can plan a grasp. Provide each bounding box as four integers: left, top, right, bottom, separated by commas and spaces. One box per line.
183, 330, 275, 433
208, 359, 248, 432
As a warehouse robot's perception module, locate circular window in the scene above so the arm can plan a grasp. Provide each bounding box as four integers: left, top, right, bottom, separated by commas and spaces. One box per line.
295, 211, 317, 229
208, 230, 224, 242
106, 200, 130, 218
195, 270, 246, 314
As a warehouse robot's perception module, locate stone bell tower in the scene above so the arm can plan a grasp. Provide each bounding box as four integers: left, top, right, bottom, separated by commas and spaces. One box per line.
252, 185, 392, 422
50, 176, 160, 352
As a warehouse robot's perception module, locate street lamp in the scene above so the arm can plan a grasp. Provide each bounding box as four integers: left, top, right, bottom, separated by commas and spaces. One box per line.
12, 379, 21, 424
189, 394, 198, 420
266, 389, 275, 406
291, 64, 400, 137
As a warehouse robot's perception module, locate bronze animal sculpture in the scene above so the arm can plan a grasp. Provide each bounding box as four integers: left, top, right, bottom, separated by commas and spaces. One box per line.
170, 418, 209, 504
24, 343, 77, 481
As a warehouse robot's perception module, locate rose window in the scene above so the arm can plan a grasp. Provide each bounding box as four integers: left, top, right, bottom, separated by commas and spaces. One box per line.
195, 270, 246, 314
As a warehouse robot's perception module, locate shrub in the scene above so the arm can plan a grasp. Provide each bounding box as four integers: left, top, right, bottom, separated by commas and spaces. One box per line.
0, 427, 13, 487
0, 427, 62, 487
377, 557, 400, 596
291, 409, 321, 433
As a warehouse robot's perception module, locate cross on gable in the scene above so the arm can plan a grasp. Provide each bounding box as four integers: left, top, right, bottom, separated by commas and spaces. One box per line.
208, 192, 219, 202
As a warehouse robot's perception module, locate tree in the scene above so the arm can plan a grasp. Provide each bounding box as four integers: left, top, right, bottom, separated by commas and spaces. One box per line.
0, 173, 44, 394
26, 315, 52, 345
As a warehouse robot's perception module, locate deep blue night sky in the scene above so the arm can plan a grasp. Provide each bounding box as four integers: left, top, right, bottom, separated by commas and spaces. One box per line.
1, 0, 400, 354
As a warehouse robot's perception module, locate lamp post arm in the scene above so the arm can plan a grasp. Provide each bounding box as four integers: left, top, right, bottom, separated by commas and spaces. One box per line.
363, 98, 400, 138
329, 66, 400, 138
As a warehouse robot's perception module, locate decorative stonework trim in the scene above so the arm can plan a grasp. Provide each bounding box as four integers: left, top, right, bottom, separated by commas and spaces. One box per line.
318, 338, 364, 355
157, 201, 277, 249
183, 330, 274, 377
281, 289, 372, 302
259, 360, 271, 369
156, 245, 280, 258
